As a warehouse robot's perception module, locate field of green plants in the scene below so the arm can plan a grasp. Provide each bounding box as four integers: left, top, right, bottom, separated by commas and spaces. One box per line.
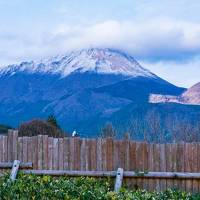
0, 173, 200, 200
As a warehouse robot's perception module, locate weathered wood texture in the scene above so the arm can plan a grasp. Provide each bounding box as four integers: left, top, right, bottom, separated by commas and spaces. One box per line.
2, 130, 200, 191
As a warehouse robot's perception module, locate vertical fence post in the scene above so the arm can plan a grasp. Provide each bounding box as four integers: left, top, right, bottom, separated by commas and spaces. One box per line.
10, 160, 20, 181
114, 168, 124, 192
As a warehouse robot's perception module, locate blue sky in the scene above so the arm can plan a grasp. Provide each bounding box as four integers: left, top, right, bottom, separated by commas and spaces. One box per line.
0, 0, 200, 87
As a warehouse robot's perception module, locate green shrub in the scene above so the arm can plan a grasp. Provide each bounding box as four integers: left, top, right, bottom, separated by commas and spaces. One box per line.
18, 119, 65, 137
0, 124, 12, 134
0, 173, 200, 200
0, 173, 112, 200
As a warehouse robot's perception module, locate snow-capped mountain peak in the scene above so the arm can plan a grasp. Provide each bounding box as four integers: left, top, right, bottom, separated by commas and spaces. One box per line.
0, 48, 156, 78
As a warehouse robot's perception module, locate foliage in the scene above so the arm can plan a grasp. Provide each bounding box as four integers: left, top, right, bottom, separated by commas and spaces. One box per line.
47, 114, 60, 129
0, 124, 12, 134
0, 174, 112, 200
0, 174, 200, 200
18, 119, 65, 138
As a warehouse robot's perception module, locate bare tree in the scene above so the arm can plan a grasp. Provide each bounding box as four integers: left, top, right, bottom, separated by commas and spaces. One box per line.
145, 109, 165, 143
100, 123, 116, 138
165, 114, 200, 143
128, 115, 147, 141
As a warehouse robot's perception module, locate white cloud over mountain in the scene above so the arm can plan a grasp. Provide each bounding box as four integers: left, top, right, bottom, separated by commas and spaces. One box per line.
1, 18, 200, 63
0, 17, 200, 87
141, 56, 200, 88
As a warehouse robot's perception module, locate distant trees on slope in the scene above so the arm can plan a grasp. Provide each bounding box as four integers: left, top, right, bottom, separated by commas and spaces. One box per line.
100, 110, 200, 143
100, 123, 116, 138
127, 109, 200, 143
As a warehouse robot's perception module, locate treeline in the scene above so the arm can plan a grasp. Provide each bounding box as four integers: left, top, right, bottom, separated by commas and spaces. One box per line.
101, 109, 200, 143
1, 111, 200, 142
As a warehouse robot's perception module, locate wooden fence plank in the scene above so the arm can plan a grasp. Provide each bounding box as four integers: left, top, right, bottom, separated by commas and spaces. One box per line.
148, 143, 154, 191
124, 139, 131, 188
43, 135, 48, 170
37, 135, 43, 170
172, 143, 178, 189
69, 137, 75, 170
188, 143, 194, 192
12, 130, 18, 160
142, 143, 148, 190
32, 136, 38, 169
129, 141, 137, 190
198, 143, 200, 192
22, 137, 28, 163
17, 137, 23, 163
159, 144, 166, 191
27, 137, 32, 165
177, 143, 185, 191
192, 143, 198, 193
7, 130, 13, 162
96, 138, 102, 171
53, 138, 59, 170
0, 136, 3, 174
58, 138, 64, 170
185, 143, 193, 192
63, 137, 70, 170
90, 139, 97, 171
166, 143, 173, 190
102, 139, 107, 171
154, 144, 160, 191
74, 137, 81, 171
80, 138, 86, 171
48, 137, 53, 170
119, 140, 125, 170
135, 142, 143, 189
106, 138, 113, 171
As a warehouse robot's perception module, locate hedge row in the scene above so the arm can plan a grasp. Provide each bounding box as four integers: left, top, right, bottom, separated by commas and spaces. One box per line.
0, 173, 200, 199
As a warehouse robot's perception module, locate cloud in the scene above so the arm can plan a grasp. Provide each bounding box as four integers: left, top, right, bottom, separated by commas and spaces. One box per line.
48, 18, 200, 60
1, 18, 200, 64
141, 57, 200, 88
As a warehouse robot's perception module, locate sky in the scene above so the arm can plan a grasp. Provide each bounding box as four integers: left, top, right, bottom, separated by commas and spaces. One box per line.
0, 0, 200, 87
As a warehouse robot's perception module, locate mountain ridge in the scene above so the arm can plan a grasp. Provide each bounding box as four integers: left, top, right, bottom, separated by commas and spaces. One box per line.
0, 48, 156, 78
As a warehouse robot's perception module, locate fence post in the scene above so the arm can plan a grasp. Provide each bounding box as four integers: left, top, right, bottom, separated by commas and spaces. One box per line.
114, 168, 124, 192
10, 160, 20, 181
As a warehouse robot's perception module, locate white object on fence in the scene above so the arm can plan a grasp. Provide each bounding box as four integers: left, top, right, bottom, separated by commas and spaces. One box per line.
114, 168, 124, 192
10, 160, 20, 181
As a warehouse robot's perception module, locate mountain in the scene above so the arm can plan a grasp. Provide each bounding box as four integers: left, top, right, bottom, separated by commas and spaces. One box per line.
150, 82, 200, 105
0, 48, 155, 77
0, 48, 190, 138
181, 82, 200, 105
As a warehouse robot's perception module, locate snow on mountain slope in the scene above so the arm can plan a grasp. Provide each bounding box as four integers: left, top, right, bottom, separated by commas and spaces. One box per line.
181, 82, 200, 105
149, 82, 200, 105
0, 48, 156, 78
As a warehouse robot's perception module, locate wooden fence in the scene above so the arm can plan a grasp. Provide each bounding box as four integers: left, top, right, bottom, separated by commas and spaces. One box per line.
1, 130, 200, 192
